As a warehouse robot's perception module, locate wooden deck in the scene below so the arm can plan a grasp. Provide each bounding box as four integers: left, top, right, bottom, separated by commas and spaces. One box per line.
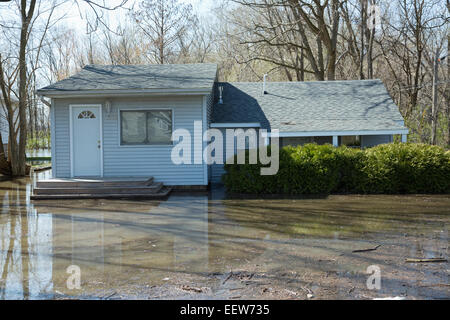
31, 177, 172, 200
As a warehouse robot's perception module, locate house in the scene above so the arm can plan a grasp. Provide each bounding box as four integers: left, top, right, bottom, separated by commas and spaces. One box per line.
209, 80, 409, 182
36, 63, 408, 190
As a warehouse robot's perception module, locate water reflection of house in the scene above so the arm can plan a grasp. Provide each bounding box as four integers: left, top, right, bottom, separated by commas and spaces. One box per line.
170, 196, 209, 271
2, 194, 214, 298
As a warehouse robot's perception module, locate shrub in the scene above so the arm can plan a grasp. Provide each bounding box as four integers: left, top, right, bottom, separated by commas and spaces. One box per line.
223, 143, 450, 194
359, 143, 450, 194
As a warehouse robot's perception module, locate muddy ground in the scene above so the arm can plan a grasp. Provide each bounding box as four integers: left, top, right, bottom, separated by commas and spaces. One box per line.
0, 173, 448, 300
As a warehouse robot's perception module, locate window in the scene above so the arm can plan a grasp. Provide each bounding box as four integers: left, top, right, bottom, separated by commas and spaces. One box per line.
120, 110, 172, 145
78, 110, 96, 119
340, 135, 361, 147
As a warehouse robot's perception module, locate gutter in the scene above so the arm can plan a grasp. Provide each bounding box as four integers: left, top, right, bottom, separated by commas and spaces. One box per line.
36, 87, 213, 98
262, 129, 410, 137
39, 95, 51, 107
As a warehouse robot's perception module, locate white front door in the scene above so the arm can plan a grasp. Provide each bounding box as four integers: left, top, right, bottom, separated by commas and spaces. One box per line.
71, 106, 102, 177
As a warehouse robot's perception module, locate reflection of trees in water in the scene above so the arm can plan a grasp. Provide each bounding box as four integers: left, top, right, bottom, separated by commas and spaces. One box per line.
0, 179, 52, 299
0, 185, 29, 299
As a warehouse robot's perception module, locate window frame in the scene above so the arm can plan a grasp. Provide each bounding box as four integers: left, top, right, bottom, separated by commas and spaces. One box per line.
118, 108, 174, 147
77, 110, 97, 119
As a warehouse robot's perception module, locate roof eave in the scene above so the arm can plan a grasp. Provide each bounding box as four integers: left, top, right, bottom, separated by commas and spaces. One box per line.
36, 87, 213, 98
264, 129, 409, 137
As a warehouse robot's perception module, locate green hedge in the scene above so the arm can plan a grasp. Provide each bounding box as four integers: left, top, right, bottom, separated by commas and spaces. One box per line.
223, 143, 450, 194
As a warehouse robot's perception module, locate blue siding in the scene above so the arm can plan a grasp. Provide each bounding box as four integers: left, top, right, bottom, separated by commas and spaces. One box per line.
52, 96, 209, 185
53, 99, 71, 177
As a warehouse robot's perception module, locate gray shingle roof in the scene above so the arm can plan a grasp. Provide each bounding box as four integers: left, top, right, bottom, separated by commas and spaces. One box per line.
212, 80, 406, 132
38, 63, 217, 93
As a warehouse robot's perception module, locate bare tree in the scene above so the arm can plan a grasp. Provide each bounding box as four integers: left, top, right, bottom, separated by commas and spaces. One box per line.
378, 0, 443, 119
132, 0, 197, 64
340, 0, 379, 79
226, 0, 342, 81
0, 0, 38, 175
446, 0, 449, 147
0, 0, 128, 176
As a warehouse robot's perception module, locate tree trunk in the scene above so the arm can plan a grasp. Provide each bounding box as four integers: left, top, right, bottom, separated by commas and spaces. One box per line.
446, 1, 450, 147
0, 132, 11, 175
15, 10, 30, 175
367, 1, 375, 79
359, 0, 366, 80
431, 52, 438, 145
300, 46, 305, 81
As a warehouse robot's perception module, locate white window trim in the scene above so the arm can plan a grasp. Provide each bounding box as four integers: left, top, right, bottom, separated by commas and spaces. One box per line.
263, 129, 409, 137
50, 99, 56, 178
202, 96, 208, 185
210, 123, 261, 128
117, 107, 175, 147
69, 104, 104, 178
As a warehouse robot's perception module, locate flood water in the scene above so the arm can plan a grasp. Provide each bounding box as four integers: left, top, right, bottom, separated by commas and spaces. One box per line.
26, 149, 51, 158
0, 171, 449, 300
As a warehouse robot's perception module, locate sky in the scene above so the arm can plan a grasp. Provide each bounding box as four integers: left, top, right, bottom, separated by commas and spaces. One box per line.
0, 0, 217, 34
58, 0, 217, 33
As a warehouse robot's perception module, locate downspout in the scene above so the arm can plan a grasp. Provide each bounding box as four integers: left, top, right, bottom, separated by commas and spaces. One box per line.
39, 95, 51, 107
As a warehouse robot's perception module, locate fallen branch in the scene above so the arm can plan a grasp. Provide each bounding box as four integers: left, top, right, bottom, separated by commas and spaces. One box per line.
181, 285, 203, 293
352, 245, 381, 253
419, 283, 450, 287
100, 291, 117, 300
222, 272, 233, 285
405, 258, 447, 263
31, 164, 51, 172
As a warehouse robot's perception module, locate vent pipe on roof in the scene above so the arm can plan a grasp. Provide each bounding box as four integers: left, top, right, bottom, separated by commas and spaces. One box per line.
262, 74, 268, 94
218, 86, 224, 104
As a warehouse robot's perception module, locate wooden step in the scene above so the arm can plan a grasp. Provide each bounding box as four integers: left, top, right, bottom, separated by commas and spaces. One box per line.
36, 177, 154, 188
34, 182, 163, 195
31, 187, 172, 200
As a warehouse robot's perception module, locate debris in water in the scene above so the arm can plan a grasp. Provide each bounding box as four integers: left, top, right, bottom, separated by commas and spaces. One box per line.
405, 258, 447, 263
373, 296, 406, 300
103, 292, 117, 300
181, 285, 203, 293
223, 272, 233, 284
352, 245, 381, 253
284, 289, 298, 296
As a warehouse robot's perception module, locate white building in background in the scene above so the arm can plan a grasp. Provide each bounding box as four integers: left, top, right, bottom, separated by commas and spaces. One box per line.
0, 92, 18, 148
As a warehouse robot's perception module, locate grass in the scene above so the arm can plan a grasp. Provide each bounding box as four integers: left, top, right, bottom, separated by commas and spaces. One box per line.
27, 131, 50, 150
